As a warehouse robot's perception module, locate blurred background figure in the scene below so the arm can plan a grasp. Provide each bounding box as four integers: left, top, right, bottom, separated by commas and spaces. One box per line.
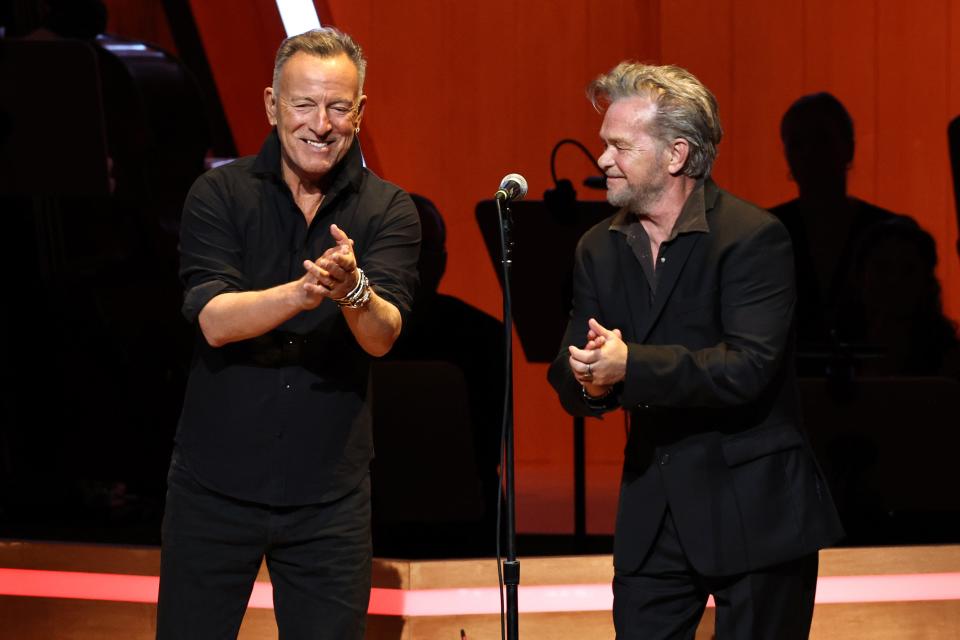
372, 194, 505, 557
807, 220, 960, 545
1, 0, 208, 541
24, 0, 107, 39
769, 92, 909, 370
842, 218, 960, 378
770, 99, 960, 547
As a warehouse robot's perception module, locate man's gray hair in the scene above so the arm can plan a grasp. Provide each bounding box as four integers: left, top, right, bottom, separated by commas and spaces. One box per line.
272, 27, 367, 94
588, 62, 722, 178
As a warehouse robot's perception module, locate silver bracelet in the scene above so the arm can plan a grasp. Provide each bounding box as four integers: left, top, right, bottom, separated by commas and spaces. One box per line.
333, 267, 372, 309
335, 267, 366, 302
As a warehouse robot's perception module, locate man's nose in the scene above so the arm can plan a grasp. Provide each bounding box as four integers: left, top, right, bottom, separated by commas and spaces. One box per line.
310, 108, 333, 135
597, 148, 613, 170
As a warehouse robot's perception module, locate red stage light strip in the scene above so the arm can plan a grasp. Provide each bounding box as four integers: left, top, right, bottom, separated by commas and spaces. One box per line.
2, 569, 960, 616
0, 569, 158, 604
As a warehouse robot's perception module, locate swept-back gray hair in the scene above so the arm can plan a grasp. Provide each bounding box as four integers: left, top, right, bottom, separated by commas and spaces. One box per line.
272, 27, 367, 94
588, 62, 722, 178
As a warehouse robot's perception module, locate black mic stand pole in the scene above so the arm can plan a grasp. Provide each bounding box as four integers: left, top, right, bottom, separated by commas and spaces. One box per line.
495, 195, 520, 640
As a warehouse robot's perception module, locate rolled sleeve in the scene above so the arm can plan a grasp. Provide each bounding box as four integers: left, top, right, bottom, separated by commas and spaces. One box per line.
357, 190, 421, 319
179, 174, 245, 323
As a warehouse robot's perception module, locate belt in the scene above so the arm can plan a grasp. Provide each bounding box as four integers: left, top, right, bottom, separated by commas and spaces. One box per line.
230, 330, 314, 367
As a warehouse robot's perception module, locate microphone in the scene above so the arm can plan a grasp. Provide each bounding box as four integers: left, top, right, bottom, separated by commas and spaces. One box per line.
495, 173, 528, 201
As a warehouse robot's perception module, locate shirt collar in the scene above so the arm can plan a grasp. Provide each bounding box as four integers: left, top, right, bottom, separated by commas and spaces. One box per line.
251, 127, 364, 195
610, 178, 714, 238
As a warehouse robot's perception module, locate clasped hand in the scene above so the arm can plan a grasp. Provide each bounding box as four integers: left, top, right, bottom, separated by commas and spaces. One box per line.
568, 318, 628, 395
299, 224, 359, 306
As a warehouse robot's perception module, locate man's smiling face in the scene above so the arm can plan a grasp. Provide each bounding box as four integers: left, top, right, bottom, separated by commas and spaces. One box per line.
264, 51, 366, 186
597, 96, 671, 215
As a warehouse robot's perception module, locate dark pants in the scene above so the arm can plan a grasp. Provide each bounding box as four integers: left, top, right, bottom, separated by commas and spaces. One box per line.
157, 454, 372, 640
613, 510, 819, 640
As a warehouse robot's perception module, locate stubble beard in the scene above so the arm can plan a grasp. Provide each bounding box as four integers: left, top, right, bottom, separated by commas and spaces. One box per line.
606, 173, 668, 215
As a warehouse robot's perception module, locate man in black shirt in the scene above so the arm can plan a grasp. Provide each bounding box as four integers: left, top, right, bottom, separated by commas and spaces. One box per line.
156, 28, 420, 639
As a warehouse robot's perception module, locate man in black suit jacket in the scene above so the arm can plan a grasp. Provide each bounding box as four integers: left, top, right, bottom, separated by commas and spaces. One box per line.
548, 62, 843, 640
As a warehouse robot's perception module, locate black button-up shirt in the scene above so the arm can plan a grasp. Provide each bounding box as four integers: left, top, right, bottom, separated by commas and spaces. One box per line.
610, 179, 710, 301
176, 129, 420, 505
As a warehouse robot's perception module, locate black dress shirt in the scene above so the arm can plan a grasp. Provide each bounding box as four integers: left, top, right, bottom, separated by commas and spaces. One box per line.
176, 129, 420, 506
609, 180, 710, 301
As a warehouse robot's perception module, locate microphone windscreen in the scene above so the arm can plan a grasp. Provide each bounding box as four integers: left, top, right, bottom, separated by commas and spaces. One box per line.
499, 173, 528, 200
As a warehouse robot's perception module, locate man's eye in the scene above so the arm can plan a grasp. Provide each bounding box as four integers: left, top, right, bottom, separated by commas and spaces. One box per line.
330, 106, 352, 114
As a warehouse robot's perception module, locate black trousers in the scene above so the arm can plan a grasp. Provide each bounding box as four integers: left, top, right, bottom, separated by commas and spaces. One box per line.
613, 509, 818, 640
156, 453, 372, 640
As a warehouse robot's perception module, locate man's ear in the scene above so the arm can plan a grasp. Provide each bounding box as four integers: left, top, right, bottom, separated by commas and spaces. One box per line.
667, 138, 690, 176
353, 94, 368, 127
264, 87, 278, 126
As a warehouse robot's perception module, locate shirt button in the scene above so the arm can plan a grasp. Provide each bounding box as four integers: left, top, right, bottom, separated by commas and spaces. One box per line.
660, 453, 670, 465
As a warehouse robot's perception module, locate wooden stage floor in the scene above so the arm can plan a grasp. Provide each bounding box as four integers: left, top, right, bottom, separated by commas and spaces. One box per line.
2, 540, 959, 639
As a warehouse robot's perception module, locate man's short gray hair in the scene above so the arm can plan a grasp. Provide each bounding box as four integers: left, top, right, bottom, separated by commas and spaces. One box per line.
588, 62, 722, 178
272, 27, 367, 94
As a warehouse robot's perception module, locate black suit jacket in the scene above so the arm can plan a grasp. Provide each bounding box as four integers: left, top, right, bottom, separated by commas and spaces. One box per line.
548, 180, 844, 577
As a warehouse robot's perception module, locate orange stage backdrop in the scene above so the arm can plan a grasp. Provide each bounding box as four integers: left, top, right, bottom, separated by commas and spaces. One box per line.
117, 0, 960, 533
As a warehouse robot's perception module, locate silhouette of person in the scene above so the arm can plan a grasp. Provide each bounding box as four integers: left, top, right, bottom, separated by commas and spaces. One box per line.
23, 0, 142, 199
769, 93, 909, 359
25, 0, 208, 237
381, 194, 505, 552
15, 0, 203, 512
4, 1, 196, 526
842, 218, 960, 378
817, 219, 960, 546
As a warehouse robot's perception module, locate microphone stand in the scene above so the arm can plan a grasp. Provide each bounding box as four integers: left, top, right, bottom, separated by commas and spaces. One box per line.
495, 194, 520, 640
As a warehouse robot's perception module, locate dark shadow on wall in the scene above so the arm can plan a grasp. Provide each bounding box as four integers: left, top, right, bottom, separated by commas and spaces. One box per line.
371, 194, 506, 559
0, 2, 210, 543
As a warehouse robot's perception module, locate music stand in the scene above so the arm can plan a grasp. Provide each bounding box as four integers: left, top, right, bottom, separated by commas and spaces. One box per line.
476, 197, 615, 546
